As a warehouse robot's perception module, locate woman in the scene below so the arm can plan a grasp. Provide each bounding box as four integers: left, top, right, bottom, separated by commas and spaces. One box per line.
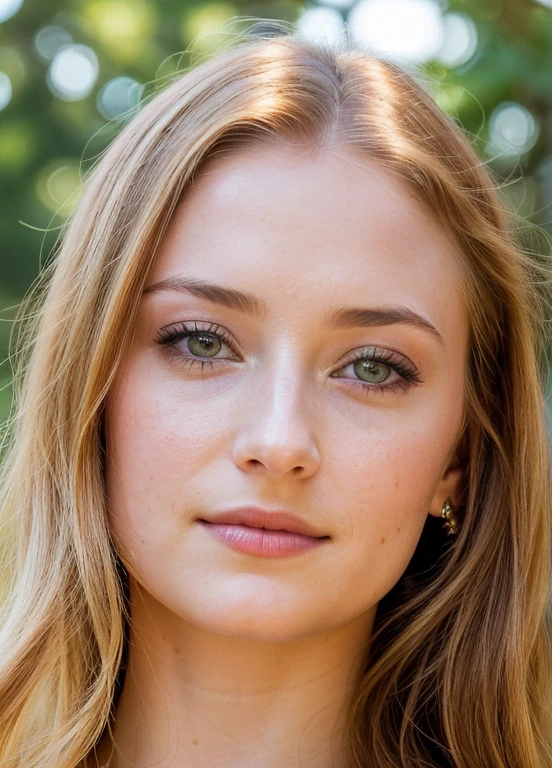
0, 22, 550, 768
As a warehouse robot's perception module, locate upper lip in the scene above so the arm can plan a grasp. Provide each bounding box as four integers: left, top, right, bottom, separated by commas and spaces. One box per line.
198, 507, 329, 539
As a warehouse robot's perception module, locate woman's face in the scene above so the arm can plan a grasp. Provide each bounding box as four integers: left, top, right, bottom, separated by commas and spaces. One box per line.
104, 143, 469, 642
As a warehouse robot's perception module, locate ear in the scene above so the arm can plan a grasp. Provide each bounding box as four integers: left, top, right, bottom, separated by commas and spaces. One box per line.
428, 423, 469, 518
427, 459, 463, 518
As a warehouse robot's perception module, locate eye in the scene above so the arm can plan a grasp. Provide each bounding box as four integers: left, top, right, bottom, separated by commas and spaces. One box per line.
349, 359, 392, 384
178, 330, 227, 359
331, 346, 422, 396
155, 321, 239, 367
155, 324, 423, 396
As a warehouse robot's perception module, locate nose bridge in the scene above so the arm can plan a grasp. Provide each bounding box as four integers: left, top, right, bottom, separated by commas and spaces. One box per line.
255, 344, 312, 434
233, 343, 319, 477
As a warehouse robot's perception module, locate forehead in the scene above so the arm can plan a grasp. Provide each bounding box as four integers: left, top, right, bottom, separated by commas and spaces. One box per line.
149, 143, 467, 338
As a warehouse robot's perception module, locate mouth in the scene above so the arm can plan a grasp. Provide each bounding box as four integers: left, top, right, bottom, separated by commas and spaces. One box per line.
198, 520, 329, 537
198, 506, 329, 539
197, 520, 330, 558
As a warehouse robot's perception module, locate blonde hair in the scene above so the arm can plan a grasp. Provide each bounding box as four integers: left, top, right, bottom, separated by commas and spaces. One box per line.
0, 22, 551, 768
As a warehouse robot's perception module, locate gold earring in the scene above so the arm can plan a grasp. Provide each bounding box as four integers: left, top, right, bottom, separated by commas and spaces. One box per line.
441, 497, 459, 535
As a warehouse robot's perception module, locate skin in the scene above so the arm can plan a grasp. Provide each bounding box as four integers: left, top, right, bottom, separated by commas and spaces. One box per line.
98, 142, 469, 768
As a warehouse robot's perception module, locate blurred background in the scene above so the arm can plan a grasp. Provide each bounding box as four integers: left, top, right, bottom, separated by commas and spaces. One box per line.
0, 0, 551, 427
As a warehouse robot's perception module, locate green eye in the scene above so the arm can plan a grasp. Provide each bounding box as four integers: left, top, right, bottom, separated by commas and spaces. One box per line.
187, 333, 222, 358
354, 360, 391, 384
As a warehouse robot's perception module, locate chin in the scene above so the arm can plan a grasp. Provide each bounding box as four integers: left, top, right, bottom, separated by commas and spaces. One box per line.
188, 605, 325, 643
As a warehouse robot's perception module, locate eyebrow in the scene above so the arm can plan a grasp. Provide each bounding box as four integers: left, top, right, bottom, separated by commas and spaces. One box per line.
143, 276, 443, 344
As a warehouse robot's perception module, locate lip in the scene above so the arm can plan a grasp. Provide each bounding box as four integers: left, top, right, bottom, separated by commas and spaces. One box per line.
198, 522, 328, 558
197, 507, 329, 539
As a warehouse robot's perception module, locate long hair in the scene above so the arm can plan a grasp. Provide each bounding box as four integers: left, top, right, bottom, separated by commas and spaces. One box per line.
0, 22, 551, 768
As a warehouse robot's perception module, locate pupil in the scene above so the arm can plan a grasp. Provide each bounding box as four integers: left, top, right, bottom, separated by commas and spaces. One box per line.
189, 333, 221, 357
355, 360, 389, 384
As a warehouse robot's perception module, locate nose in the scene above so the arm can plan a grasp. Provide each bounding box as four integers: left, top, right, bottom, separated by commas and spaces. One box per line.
232, 355, 320, 479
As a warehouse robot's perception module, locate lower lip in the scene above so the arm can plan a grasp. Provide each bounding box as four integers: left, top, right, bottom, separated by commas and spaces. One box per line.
198, 521, 328, 558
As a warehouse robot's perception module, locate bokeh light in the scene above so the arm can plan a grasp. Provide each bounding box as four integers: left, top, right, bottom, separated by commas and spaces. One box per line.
83, 0, 157, 62
0, 0, 23, 24
0, 119, 35, 170
0, 47, 25, 92
35, 160, 82, 216
181, 3, 237, 53
348, 0, 445, 63
0, 72, 12, 111
34, 26, 73, 62
318, 0, 353, 7
97, 76, 143, 119
436, 12, 478, 69
435, 84, 469, 115
296, 7, 346, 44
486, 101, 539, 160
47, 44, 99, 101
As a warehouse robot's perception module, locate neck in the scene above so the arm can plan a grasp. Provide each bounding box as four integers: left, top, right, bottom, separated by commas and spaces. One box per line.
95, 580, 375, 768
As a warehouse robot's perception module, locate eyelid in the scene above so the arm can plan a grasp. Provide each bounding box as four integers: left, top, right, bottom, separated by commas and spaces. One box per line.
333, 345, 423, 388
157, 319, 241, 357
338, 344, 418, 372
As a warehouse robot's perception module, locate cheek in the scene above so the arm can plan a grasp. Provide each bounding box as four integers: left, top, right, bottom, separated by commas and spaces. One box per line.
104, 368, 187, 555
327, 399, 460, 527
105, 361, 221, 490
332, 438, 433, 564
103, 357, 245, 572
327, 402, 461, 591
320, 422, 457, 614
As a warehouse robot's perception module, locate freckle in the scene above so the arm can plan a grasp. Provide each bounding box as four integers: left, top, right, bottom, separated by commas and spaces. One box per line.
162, 634, 166, 641
175, 648, 180, 654
397, 526, 401, 533
192, 740, 198, 746
380, 537, 386, 545
141, 539, 144, 544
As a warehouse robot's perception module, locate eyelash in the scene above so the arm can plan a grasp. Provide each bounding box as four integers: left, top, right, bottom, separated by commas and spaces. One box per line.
155, 321, 423, 397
